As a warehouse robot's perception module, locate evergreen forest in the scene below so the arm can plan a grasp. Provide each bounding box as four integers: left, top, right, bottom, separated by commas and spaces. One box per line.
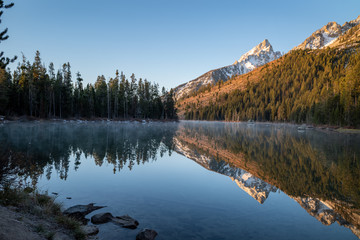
0, 2, 176, 120
0, 51, 177, 120
184, 48, 360, 127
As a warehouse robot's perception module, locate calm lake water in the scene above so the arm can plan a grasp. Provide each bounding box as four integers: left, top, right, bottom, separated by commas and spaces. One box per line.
0, 121, 359, 240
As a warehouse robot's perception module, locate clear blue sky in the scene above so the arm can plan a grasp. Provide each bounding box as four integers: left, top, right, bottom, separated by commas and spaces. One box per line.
2, 0, 360, 89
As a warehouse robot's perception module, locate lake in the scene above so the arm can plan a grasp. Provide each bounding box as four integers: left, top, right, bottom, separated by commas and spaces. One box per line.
0, 121, 359, 240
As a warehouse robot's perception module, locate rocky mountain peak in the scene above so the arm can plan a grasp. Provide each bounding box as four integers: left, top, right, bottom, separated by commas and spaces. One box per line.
350, 15, 360, 25
174, 39, 281, 100
237, 39, 275, 63
294, 15, 360, 50
342, 15, 360, 32
321, 22, 342, 37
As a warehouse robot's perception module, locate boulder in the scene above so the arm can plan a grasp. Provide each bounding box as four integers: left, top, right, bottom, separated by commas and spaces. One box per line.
113, 215, 139, 229
91, 212, 139, 229
91, 213, 113, 224
136, 229, 158, 240
63, 203, 105, 224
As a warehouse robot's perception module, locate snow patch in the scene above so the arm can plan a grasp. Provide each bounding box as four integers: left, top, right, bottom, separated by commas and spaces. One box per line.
175, 39, 281, 99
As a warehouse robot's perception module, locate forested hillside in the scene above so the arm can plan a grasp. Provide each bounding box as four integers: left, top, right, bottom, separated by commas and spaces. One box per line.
182, 45, 360, 127
0, 51, 177, 120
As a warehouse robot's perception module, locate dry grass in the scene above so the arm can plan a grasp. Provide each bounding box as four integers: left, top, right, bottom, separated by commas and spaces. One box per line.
335, 128, 360, 134
0, 185, 86, 240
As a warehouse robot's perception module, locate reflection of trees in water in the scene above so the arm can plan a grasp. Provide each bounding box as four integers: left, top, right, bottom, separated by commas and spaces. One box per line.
177, 122, 360, 208
0, 122, 177, 185
176, 122, 360, 236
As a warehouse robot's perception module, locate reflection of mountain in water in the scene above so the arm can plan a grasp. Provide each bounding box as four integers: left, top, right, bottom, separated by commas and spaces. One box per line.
232, 175, 276, 204
175, 122, 360, 238
174, 138, 277, 204
1, 121, 360, 238
292, 197, 360, 238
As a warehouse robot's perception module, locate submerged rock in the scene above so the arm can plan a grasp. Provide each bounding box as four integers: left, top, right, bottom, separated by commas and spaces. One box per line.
91, 213, 113, 224
136, 229, 158, 240
113, 215, 139, 229
91, 212, 139, 229
63, 203, 106, 224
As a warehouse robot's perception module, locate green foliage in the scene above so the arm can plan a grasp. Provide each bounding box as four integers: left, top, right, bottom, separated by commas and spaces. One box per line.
3, 51, 177, 120
185, 48, 360, 127
0, 185, 26, 206
0, 67, 11, 114
55, 215, 86, 240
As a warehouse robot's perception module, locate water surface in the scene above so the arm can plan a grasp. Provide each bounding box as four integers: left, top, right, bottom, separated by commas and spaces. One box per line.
0, 121, 359, 239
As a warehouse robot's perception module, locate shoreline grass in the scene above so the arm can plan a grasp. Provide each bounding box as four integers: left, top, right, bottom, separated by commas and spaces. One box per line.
0, 184, 86, 240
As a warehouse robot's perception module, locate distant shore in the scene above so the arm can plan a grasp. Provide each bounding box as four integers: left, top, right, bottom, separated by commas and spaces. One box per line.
1, 116, 359, 134
0, 115, 179, 123
179, 119, 360, 134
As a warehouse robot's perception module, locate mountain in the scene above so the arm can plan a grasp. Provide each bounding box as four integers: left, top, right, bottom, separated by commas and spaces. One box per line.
177, 15, 360, 125
293, 15, 360, 50
173, 122, 360, 238
174, 138, 277, 204
292, 197, 360, 238
174, 39, 281, 100
328, 22, 360, 49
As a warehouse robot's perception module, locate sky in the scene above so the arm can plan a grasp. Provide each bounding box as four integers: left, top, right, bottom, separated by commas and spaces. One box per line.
2, 0, 360, 89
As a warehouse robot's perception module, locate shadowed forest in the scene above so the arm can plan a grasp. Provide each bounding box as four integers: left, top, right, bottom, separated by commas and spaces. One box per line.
0, 51, 177, 120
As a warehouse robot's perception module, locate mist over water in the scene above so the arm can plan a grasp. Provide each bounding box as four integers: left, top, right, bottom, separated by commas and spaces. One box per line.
0, 121, 359, 240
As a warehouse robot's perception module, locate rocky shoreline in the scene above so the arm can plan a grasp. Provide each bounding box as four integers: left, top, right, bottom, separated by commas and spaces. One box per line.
0, 188, 157, 240
62, 203, 157, 240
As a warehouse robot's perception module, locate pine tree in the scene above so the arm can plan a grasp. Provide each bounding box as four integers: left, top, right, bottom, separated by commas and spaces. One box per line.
94, 75, 107, 117
0, 67, 10, 114
62, 63, 73, 117
48, 63, 56, 117
0, 0, 16, 68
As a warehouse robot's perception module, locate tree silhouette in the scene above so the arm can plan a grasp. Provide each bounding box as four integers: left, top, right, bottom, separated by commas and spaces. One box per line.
0, 0, 16, 68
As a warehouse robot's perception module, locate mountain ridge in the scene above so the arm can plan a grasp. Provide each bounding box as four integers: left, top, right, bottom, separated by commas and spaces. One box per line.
174, 137, 277, 204
293, 15, 360, 50
174, 39, 281, 100
176, 14, 360, 126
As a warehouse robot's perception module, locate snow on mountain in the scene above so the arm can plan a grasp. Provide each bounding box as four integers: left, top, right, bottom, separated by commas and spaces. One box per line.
174, 39, 281, 100
291, 196, 360, 238
291, 197, 337, 225
236, 39, 281, 68
293, 15, 360, 50
174, 138, 277, 204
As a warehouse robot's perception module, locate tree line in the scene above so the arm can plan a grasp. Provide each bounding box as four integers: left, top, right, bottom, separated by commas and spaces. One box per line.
0, 2, 176, 120
0, 51, 177, 120
184, 48, 360, 127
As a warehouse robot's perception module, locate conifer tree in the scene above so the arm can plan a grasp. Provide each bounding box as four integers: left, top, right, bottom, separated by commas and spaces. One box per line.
0, 0, 16, 68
